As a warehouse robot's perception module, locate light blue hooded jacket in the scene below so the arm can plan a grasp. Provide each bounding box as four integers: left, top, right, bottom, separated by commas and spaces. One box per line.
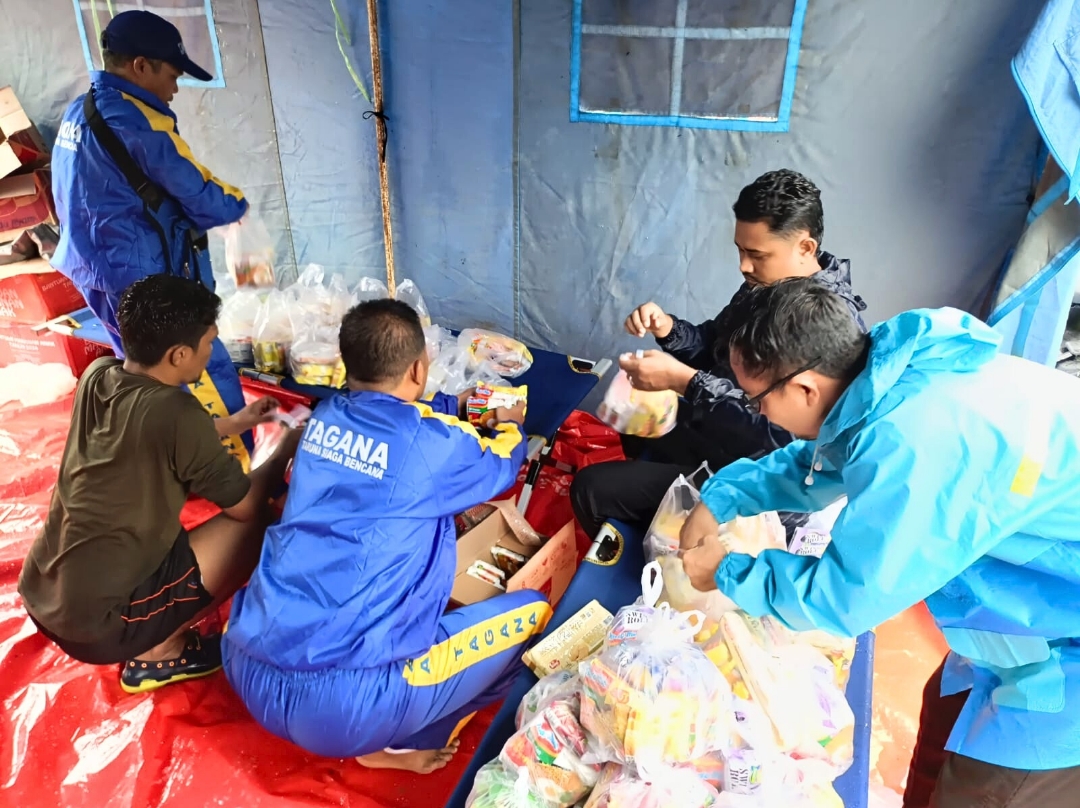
701, 307, 1080, 771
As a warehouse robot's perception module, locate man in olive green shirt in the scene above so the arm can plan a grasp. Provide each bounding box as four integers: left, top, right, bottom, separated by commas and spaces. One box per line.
19, 274, 301, 693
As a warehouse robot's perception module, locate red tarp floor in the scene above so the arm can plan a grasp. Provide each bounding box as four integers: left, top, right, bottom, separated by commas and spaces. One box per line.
0, 392, 942, 806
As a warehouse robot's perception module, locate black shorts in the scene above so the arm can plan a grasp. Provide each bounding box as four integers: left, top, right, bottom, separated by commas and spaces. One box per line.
32, 530, 214, 665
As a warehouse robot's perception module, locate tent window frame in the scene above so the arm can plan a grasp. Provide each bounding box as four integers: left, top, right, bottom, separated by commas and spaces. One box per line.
71, 0, 226, 90
569, 0, 808, 132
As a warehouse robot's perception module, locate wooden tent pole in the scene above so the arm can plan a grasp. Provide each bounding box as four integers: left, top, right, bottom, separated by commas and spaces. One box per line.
365, 0, 396, 297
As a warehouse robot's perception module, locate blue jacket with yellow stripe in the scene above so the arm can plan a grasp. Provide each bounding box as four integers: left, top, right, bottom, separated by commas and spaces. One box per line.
50, 71, 247, 306
702, 308, 1080, 771
225, 390, 528, 671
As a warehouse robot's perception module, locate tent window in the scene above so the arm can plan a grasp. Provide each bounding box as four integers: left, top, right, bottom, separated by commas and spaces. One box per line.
570, 0, 807, 131
72, 0, 226, 89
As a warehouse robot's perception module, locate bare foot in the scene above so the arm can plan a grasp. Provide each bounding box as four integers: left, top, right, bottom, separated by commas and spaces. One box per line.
356, 739, 461, 774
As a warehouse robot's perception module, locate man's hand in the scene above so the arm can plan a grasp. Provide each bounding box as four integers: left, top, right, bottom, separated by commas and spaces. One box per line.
493, 401, 527, 426
679, 502, 721, 551
625, 302, 675, 339
619, 350, 697, 395
235, 396, 281, 433
215, 395, 281, 437
679, 534, 727, 592
457, 388, 476, 419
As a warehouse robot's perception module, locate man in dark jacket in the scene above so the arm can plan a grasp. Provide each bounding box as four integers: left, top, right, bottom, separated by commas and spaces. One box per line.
571, 169, 867, 539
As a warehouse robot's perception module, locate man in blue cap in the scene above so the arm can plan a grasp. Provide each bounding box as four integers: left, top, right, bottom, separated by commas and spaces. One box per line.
50, 10, 263, 468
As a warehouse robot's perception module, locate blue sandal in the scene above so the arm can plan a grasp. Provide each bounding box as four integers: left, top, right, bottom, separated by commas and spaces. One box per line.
120, 631, 223, 694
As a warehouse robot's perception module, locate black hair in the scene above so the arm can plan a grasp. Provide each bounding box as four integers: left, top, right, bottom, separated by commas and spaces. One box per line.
728, 277, 869, 382
117, 274, 221, 366
339, 298, 426, 383
101, 48, 162, 73
732, 169, 824, 246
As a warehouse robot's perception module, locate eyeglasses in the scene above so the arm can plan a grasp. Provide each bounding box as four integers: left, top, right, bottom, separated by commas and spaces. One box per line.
744, 358, 821, 414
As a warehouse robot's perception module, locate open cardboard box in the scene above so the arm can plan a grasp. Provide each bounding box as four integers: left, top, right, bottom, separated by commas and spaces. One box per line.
451, 501, 576, 609
0, 87, 48, 180
0, 169, 55, 243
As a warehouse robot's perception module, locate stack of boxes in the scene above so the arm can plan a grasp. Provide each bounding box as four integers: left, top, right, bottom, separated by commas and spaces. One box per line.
0, 86, 111, 375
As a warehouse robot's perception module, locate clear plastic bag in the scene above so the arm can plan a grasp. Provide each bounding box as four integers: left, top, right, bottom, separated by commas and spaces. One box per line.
252, 288, 292, 373
583, 763, 720, 808
515, 670, 579, 730
352, 276, 390, 305
426, 344, 507, 397
396, 278, 432, 327
596, 368, 677, 439
288, 323, 340, 387
217, 288, 263, 364
578, 563, 733, 771
465, 761, 549, 808
223, 216, 275, 287
701, 612, 855, 769
459, 328, 534, 378
499, 700, 602, 806
643, 468, 705, 561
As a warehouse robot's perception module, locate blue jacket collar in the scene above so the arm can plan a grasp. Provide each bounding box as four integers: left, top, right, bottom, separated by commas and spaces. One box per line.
91, 71, 176, 121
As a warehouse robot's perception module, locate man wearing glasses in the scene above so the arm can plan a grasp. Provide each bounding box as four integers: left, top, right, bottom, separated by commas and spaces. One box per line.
571, 169, 866, 541
680, 277, 1080, 807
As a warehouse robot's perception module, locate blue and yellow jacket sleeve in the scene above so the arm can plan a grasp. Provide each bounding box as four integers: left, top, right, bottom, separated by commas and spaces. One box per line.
700, 439, 846, 520
422, 391, 461, 417
409, 404, 528, 517
119, 93, 248, 230
710, 419, 1010, 637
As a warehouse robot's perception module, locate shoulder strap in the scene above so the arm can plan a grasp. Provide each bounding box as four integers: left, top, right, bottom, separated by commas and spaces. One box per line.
83, 87, 165, 212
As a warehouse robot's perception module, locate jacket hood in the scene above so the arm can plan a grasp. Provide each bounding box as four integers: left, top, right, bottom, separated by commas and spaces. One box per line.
815, 252, 867, 314
818, 307, 1002, 445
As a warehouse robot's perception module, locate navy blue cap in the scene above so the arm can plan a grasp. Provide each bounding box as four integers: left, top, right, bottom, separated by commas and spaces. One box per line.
101, 10, 213, 83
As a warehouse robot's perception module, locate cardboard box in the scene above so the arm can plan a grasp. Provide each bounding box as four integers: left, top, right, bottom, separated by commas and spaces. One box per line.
0, 259, 85, 325
522, 599, 614, 677
0, 87, 48, 180
0, 321, 112, 376
0, 169, 55, 243
451, 506, 577, 608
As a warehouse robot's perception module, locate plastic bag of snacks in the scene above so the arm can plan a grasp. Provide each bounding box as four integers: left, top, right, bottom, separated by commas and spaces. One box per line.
396, 278, 432, 327
516, 670, 579, 730
217, 288, 262, 364
701, 612, 854, 767
289, 324, 340, 387
578, 563, 733, 772
252, 289, 292, 373
459, 329, 534, 378
426, 344, 506, 397
643, 468, 705, 561
223, 216, 275, 287
467, 383, 528, 428
499, 700, 602, 806
596, 365, 677, 439
583, 763, 720, 808
465, 761, 548, 808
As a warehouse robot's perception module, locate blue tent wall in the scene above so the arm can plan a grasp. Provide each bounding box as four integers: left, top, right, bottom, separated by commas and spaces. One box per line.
0, 0, 1051, 362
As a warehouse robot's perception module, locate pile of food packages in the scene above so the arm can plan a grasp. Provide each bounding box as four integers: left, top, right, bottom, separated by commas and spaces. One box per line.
215, 259, 535, 395
466, 471, 856, 808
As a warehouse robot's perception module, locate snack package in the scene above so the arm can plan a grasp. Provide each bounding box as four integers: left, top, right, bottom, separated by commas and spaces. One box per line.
467, 382, 528, 428
578, 563, 733, 771
223, 216, 275, 287
465, 761, 548, 808
252, 288, 292, 373
217, 288, 263, 364
583, 763, 720, 808
515, 670, 580, 730
459, 328, 534, 377
396, 278, 432, 327
492, 546, 529, 577
596, 366, 677, 439
500, 700, 602, 806
522, 600, 614, 678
